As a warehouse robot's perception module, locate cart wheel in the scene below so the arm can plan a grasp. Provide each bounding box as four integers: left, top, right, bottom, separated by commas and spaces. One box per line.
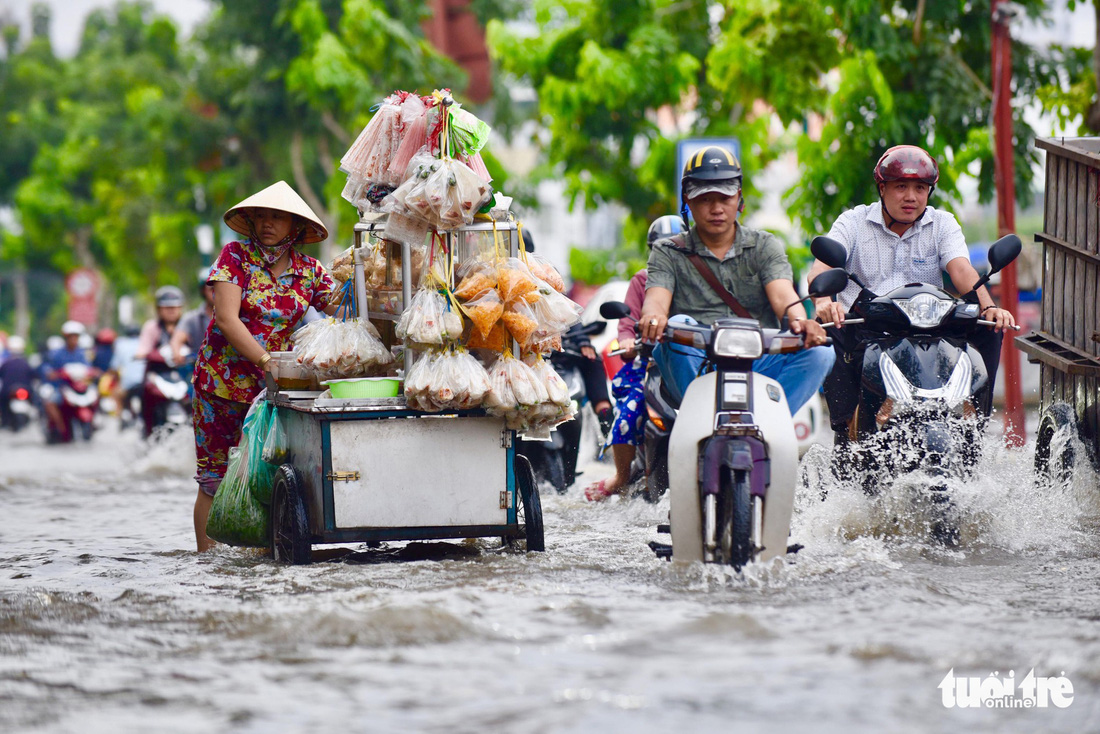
1035, 402, 1080, 488
515, 455, 545, 552
270, 464, 312, 565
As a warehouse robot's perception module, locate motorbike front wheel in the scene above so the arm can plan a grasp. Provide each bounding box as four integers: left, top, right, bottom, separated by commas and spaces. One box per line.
715, 468, 753, 570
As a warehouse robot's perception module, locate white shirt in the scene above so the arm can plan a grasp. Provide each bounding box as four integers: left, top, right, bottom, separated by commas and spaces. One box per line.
826, 203, 970, 309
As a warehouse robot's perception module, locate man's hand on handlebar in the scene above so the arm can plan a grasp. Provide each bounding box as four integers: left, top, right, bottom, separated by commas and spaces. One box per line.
983, 307, 1016, 333
638, 311, 668, 343
815, 300, 845, 328
791, 318, 829, 347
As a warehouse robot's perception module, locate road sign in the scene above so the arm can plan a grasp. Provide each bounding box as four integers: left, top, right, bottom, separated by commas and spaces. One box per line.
66, 267, 100, 326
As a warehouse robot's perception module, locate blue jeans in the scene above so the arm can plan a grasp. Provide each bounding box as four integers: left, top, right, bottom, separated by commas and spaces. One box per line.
652, 315, 835, 415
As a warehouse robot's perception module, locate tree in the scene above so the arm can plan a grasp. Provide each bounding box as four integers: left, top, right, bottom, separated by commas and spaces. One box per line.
488, 0, 1066, 283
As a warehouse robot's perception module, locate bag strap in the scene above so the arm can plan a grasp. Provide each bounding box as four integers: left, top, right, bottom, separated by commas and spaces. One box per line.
665, 233, 752, 319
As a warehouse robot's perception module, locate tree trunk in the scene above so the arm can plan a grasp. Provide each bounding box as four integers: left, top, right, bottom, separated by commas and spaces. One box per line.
290, 130, 337, 264
11, 266, 29, 339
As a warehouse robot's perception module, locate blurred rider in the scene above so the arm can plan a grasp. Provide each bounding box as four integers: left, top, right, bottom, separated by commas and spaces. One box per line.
40, 321, 91, 434
0, 335, 34, 429
135, 286, 185, 360
170, 268, 215, 365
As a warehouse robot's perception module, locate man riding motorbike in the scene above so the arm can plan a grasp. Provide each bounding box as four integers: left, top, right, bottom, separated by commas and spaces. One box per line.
0, 335, 35, 430
638, 145, 833, 412
805, 145, 1016, 446
40, 321, 95, 440
136, 285, 188, 437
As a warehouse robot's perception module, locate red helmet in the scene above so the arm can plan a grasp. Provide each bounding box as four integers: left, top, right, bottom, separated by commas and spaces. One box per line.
873, 145, 939, 187
95, 328, 117, 345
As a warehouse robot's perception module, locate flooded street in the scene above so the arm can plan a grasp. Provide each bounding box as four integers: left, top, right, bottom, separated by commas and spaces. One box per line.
2, 417, 1099, 733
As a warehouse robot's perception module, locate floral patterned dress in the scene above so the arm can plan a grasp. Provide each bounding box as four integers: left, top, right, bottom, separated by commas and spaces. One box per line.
191, 239, 334, 493
195, 240, 335, 403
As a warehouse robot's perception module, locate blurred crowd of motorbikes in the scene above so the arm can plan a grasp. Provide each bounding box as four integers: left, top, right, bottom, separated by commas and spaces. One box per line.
0, 279, 210, 444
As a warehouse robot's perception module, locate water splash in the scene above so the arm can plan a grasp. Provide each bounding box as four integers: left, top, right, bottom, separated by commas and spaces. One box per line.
794, 424, 1100, 555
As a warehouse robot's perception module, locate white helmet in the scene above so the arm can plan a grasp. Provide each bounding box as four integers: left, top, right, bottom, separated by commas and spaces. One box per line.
61, 320, 86, 336
6, 335, 25, 354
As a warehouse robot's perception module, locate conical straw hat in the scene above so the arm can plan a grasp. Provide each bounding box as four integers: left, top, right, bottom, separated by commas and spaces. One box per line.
223, 180, 328, 244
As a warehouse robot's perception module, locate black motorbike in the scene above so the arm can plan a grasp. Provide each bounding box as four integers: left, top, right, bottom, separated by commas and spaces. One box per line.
517, 320, 607, 494
812, 233, 1022, 543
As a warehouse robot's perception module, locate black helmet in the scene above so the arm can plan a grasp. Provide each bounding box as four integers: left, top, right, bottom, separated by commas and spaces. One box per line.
647, 215, 686, 246
682, 145, 742, 187
521, 228, 535, 253
155, 285, 185, 308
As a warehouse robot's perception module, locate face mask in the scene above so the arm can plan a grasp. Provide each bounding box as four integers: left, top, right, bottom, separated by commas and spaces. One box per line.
245, 216, 305, 267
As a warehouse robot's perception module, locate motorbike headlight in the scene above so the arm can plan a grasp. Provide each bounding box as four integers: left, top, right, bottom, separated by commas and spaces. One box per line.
895, 293, 954, 328
711, 327, 763, 359
879, 352, 973, 408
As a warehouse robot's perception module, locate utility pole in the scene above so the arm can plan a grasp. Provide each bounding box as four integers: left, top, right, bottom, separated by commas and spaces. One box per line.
992, 0, 1025, 447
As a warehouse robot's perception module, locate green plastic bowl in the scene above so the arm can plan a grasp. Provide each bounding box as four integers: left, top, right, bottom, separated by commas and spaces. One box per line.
324, 377, 401, 399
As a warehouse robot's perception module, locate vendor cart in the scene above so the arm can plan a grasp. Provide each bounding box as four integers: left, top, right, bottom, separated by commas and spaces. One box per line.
1016, 137, 1100, 481
264, 219, 545, 564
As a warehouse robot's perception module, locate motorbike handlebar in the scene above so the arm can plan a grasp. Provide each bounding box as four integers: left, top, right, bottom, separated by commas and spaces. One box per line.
978, 319, 1022, 331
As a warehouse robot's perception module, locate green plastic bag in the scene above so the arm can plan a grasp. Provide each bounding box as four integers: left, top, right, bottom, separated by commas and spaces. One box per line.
206, 444, 270, 547
245, 403, 278, 505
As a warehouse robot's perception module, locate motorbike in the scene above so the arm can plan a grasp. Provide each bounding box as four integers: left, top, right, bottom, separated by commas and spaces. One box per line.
600, 267, 850, 568
516, 320, 607, 494
141, 344, 192, 438
810, 233, 1022, 543
2, 384, 34, 431
44, 363, 99, 443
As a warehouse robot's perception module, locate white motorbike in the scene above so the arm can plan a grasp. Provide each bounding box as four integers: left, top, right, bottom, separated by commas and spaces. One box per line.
601, 268, 849, 568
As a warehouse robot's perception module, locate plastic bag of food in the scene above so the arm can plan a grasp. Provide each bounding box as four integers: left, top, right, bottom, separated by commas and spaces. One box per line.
453, 267, 496, 301
403, 350, 438, 410
496, 258, 538, 303
449, 349, 492, 408
483, 354, 518, 412
466, 320, 508, 352
529, 357, 571, 407
340, 101, 403, 185
526, 253, 566, 292
530, 283, 583, 341
501, 299, 539, 346
449, 159, 493, 220
396, 288, 463, 346
329, 245, 355, 285
261, 407, 290, 466
295, 318, 392, 380
206, 444, 270, 547
462, 288, 504, 339
245, 402, 279, 504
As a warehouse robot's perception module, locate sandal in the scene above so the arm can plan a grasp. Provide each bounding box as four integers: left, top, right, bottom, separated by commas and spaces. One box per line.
584, 479, 618, 502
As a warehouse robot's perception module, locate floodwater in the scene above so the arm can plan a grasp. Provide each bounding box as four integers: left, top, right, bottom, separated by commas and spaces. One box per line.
1, 413, 1099, 733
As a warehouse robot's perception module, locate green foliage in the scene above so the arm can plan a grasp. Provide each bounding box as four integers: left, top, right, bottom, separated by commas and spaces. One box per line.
491, 0, 1074, 284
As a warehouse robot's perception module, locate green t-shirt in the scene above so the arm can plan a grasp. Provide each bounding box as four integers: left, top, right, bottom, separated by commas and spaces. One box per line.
645, 225, 793, 328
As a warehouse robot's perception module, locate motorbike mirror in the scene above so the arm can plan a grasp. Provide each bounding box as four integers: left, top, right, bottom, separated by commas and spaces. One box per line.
807, 268, 849, 299
599, 301, 631, 320
810, 236, 848, 269
987, 233, 1022, 274
576, 320, 606, 336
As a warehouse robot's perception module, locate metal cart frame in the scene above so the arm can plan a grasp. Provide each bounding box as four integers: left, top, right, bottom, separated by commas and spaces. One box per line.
264, 218, 544, 563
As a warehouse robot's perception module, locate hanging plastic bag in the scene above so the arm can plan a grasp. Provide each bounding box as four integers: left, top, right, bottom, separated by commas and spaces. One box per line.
262, 408, 289, 465
244, 402, 278, 505
501, 299, 539, 346
461, 288, 504, 339
206, 444, 270, 547
526, 253, 566, 293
